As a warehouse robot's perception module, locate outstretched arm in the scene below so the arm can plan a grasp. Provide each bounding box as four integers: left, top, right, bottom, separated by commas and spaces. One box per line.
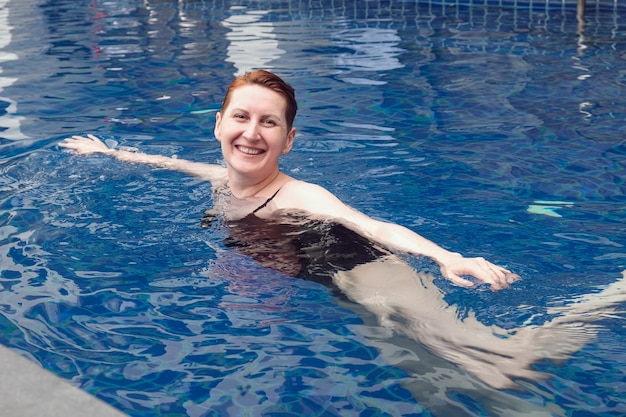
60, 135, 227, 184
278, 180, 519, 290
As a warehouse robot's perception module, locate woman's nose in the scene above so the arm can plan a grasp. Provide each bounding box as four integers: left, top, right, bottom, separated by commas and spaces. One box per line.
243, 122, 261, 140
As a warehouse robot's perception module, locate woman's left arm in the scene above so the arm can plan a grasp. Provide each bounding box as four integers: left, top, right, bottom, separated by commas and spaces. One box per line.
363, 220, 519, 290
278, 181, 519, 290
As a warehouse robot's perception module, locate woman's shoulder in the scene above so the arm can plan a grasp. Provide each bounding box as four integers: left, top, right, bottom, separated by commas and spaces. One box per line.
277, 179, 348, 215
281, 179, 334, 197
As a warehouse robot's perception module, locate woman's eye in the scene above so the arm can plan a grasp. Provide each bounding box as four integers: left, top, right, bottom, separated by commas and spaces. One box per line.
262, 119, 277, 126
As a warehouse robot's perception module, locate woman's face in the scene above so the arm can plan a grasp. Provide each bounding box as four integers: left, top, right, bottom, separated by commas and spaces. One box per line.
214, 84, 296, 180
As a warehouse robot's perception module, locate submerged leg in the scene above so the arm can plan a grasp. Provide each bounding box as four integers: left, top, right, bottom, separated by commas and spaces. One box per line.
333, 257, 626, 389
546, 269, 626, 319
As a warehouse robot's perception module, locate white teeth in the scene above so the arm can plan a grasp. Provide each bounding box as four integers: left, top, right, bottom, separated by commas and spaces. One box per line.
238, 146, 262, 155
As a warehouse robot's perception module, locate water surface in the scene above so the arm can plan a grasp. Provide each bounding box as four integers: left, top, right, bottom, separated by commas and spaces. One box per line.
1, 0, 625, 416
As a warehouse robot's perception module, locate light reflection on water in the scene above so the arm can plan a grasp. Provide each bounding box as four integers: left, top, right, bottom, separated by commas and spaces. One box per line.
1, 0, 625, 416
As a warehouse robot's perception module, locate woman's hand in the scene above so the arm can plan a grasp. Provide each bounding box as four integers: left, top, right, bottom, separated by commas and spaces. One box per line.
59, 134, 112, 155
439, 254, 520, 291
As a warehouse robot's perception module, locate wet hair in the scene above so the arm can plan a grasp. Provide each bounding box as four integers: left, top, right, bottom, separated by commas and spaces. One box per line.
220, 70, 298, 130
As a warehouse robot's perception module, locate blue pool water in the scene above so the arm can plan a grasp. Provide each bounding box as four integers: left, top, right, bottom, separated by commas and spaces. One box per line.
1, 0, 625, 415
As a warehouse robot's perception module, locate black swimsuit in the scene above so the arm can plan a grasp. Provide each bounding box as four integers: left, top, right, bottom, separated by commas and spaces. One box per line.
200, 187, 281, 228
201, 187, 389, 285
252, 187, 282, 214
222, 214, 389, 286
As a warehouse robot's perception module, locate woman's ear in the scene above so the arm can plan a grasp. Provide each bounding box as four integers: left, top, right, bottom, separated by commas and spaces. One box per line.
214, 112, 222, 142
282, 127, 296, 154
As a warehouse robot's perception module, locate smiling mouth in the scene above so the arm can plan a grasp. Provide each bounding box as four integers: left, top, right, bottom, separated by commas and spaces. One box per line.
237, 145, 264, 155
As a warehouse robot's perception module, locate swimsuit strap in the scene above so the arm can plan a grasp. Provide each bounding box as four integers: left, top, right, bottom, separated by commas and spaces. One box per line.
252, 187, 282, 214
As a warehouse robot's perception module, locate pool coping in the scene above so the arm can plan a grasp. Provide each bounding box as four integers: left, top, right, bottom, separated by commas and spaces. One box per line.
0, 344, 127, 417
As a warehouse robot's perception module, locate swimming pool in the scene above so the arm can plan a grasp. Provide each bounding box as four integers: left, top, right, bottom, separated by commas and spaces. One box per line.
1, 0, 625, 415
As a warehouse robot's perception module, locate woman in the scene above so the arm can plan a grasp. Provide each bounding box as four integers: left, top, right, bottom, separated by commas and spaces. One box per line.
60, 70, 625, 392
61, 70, 516, 289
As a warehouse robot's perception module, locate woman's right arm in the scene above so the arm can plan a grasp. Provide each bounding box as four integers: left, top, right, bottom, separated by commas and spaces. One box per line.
60, 134, 227, 183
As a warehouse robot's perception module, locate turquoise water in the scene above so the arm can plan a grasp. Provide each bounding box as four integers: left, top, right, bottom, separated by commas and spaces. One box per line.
1, 0, 625, 415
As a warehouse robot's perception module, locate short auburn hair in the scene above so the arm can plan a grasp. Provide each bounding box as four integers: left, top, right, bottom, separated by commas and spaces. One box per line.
220, 70, 298, 130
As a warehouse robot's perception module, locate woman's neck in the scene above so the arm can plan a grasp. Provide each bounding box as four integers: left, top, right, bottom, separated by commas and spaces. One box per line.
227, 169, 284, 199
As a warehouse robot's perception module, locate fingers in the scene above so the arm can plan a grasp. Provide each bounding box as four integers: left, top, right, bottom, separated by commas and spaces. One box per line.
443, 257, 520, 291
477, 265, 507, 291
58, 134, 109, 154
67, 135, 97, 144
483, 263, 520, 291
446, 273, 476, 289
60, 134, 100, 144
505, 271, 521, 285
59, 135, 89, 147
